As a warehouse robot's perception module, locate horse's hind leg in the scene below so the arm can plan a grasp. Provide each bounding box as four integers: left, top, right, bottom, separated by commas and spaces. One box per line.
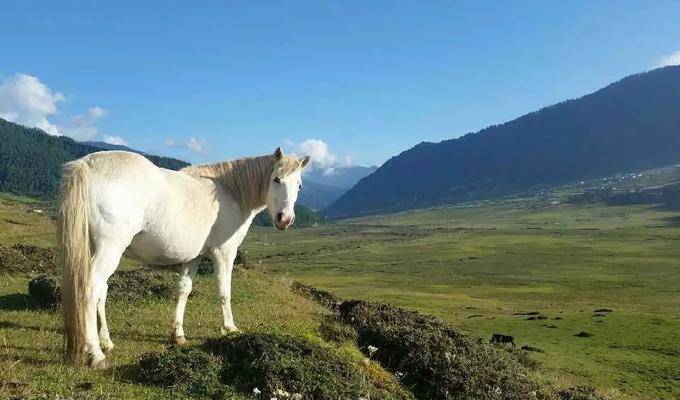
97, 284, 114, 353
86, 241, 126, 369
172, 258, 199, 345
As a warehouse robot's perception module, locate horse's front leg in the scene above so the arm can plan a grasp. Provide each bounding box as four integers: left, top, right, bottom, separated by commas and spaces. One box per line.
171, 259, 199, 345
211, 246, 239, 334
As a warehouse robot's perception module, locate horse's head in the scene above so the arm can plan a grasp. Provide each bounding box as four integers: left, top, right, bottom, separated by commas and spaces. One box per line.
266, 147, 310, 230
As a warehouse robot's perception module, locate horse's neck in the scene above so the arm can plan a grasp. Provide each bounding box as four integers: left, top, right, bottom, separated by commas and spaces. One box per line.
207, 181, 265, 246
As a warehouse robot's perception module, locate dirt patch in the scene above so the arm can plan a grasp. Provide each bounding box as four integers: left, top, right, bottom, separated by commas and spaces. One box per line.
0, 244, 56, 274
526, 315, 548, 320
557, 386, 605, 400
205, 333, 413, 400
25, 269, 179, 307
574, 331, 593, 338
521, 345, 545, 353
513, 311, 541, 316
107, 270, 177, 301
339, 300, 543, 400
291, 281, 340, 310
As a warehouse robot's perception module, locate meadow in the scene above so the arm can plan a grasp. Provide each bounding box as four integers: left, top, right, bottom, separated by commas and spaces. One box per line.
244, 198, 680, 399
0, 191, 679, 399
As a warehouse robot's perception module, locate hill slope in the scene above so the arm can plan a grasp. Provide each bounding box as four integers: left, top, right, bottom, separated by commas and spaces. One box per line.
0, 118, 188, 198
325, 65, 680, 217
305, 165, 378, 189
298, 180, 346, 210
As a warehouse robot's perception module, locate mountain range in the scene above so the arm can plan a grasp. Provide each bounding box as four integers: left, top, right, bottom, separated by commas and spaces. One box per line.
4, 65, 680, 217
299, 165, 377, 210
0, 119, 367, 212
324, 65, 680, 217
304, 165, 378, 189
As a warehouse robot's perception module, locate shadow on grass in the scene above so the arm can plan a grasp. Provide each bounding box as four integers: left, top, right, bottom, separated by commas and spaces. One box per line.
0, 320, 62, 334
111, 362, 145, 385
0, 353, 55, 367
660, 214, 680, 227
0, 293, 35, 311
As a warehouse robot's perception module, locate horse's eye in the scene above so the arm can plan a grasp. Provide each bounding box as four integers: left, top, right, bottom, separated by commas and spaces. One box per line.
273, 177, 281, 184
299, 184, 303, 190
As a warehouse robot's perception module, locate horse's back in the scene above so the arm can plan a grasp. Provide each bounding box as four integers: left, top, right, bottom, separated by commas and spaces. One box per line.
77, 151, 218, 264
81, 150, 159, 175
77, 151, 166, 236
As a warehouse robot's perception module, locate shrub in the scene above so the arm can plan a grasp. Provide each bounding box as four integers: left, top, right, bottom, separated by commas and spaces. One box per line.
27, 275, 61, 309
205, 333, 414, 400
196, 249, 248, 275
318, 315, 358, 343
291, 281, 340, 310
340, 300, 543, 400
138, 346, 222, 398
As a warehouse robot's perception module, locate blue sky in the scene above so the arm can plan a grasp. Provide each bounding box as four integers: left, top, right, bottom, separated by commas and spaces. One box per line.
1, 1, 679, 167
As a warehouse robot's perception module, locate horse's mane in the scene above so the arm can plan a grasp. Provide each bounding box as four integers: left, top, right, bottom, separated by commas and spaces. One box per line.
183, 154, 301, 212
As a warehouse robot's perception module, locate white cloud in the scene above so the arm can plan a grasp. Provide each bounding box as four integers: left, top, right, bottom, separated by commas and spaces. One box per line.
165, 137, 209, 155
656, 51, 680, 68
0, 73, 65, 135
186, 137, 208, 154
284, 138, 353, 175
60, 106, 109, 141
300, 139, 337, 168
0, 73, 118, 142
103, 135, 127, 146
88, 106, 108, 119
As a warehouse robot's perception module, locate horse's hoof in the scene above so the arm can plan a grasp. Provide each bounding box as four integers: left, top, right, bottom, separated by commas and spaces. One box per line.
173, 335, 187, 346
90, 357, 108, 370
100, 339, 115, 354
220, 326, 241, 336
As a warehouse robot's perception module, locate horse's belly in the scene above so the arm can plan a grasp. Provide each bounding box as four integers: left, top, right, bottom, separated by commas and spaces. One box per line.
125, 231, 203, 265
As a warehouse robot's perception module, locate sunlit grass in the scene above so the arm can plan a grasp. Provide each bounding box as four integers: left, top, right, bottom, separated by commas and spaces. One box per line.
0, 269, 326, 399
245, 202, 680, 399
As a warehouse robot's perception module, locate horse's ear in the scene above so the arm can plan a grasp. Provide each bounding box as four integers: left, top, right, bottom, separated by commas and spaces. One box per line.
274, 147, 283, 161
300, 156, 311, 169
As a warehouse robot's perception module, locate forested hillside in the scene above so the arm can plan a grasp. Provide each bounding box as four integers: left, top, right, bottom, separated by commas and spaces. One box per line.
326, 65, 680, 217
0, 118, 188, 198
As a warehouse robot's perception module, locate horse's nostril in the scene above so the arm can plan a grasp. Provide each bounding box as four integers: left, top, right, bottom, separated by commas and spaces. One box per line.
276, 212, 283, 222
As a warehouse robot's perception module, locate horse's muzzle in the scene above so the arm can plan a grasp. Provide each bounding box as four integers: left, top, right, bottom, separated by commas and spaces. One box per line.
275, 212, 294, 230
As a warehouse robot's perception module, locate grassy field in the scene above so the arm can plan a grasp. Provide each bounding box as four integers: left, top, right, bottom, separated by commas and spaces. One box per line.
0, 197, 341, 399
1, 193, 679, 399
244, 200, 680, 399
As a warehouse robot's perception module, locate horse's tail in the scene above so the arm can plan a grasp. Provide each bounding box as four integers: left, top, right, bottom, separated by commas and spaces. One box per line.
57, 158, 92, 364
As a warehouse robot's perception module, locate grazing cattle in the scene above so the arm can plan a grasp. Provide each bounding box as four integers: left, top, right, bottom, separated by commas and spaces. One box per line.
57, 148, 310, 369
490, 333, 516, 347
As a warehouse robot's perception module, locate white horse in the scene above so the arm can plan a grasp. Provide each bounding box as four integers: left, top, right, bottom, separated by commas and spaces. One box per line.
57, 147, 309, 369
